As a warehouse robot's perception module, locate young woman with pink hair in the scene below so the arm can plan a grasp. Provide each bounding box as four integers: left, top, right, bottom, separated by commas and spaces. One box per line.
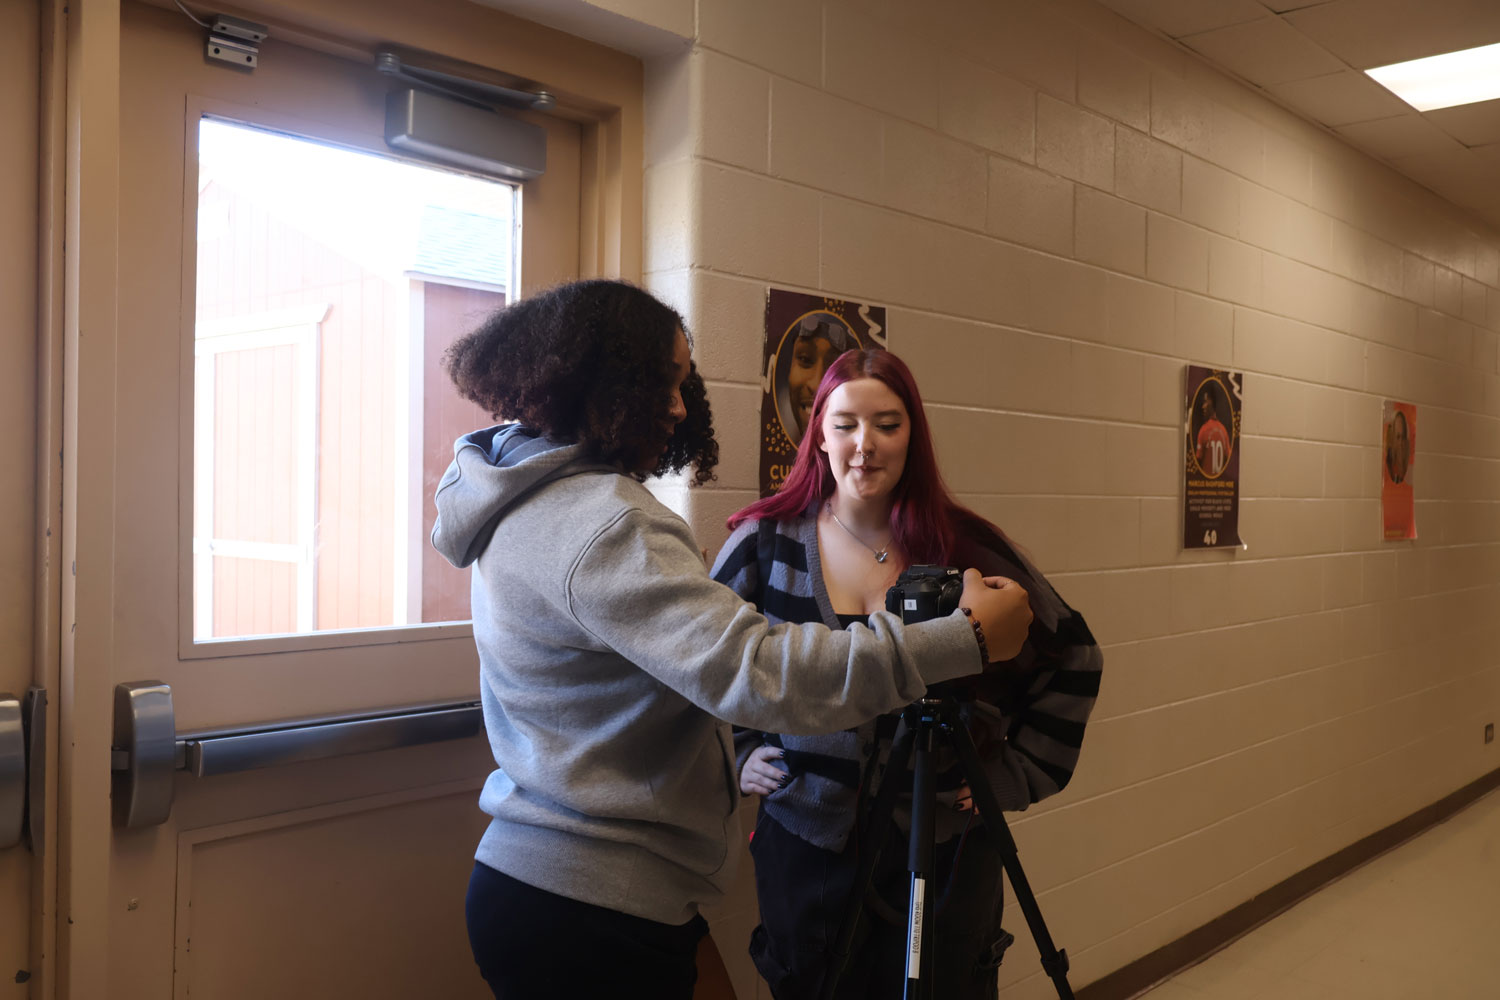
711, 350, 1102, 1000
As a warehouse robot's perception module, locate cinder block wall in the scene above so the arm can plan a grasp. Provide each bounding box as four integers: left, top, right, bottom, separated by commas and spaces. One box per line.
633, 1, 1500, 996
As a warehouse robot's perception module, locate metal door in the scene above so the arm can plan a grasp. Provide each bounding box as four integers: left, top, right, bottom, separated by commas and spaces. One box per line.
52, 0, 641, 995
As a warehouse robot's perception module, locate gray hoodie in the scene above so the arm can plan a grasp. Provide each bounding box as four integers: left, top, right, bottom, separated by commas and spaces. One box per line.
432, 424, 981, 924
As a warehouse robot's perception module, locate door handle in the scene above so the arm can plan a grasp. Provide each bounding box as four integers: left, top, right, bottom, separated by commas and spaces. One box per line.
0, 693, 21, 848
111, 681, 176, 829
0, 689, 47, 853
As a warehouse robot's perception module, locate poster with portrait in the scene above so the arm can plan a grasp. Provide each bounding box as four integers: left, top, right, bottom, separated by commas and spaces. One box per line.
760, 288, 887, 496
1381, 400, 1416, 540
1183, 366, 1243, 549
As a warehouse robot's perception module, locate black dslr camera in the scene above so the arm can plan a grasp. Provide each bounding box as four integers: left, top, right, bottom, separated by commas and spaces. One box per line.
885, 564, 962, 624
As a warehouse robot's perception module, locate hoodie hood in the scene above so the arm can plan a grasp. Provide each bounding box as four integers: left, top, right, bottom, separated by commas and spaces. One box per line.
431, 424, 611, 568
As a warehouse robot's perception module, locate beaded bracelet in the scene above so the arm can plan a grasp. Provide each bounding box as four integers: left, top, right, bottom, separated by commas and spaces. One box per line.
958, 606, 990, 664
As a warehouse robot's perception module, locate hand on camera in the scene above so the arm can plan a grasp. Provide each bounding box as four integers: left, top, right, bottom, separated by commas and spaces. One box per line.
960, 568, 1032, 663
740, 745, 788, 796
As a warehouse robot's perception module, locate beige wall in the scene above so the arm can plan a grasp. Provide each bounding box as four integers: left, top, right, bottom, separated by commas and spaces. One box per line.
1, 0, 40, 984
626, 0, 1500, 996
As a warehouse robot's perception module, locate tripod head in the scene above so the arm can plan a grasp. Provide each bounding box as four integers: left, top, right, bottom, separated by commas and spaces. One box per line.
888, 565, 1000, 703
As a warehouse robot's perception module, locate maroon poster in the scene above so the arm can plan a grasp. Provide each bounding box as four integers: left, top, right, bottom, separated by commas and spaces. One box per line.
1183, 366, 1243, 549
759, 289, 886, 497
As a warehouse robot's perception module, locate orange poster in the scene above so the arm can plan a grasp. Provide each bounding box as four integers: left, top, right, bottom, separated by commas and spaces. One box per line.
1381, 400, 1416, 540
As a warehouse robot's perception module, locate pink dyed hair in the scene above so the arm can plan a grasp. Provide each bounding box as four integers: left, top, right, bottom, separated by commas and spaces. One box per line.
728, 349, 1004, 565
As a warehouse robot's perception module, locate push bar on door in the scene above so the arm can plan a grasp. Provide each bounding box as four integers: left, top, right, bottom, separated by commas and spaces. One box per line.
110, 681, 483, 828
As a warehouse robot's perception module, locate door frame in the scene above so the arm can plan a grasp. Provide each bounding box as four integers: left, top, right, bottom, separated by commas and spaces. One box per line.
9, 0, 64, 995
46, 1, 644, 995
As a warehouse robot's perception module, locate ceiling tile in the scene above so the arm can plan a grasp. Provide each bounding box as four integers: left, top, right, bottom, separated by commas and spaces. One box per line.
1267, 70, 1412, 126
1425, 99, 1500, 148
1180, 16, 1345, 85
1335, 114, 1468, 161
1286, 0, 1500, 69
1095, 0, 1268, 39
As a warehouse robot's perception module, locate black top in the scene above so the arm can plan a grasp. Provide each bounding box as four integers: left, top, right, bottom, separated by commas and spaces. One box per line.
835, 613, 868, 629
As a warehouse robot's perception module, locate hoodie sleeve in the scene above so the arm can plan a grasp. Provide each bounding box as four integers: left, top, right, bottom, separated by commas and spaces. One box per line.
567, 506, 981, 734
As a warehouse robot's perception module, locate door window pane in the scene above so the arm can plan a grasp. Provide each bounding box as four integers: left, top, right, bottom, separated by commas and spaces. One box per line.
193, 118, 514, 641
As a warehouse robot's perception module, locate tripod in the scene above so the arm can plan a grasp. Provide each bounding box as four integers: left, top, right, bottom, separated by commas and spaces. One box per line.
820, 694, 1074, 1000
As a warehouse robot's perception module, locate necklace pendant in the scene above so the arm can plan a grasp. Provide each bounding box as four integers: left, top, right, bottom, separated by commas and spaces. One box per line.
827, 503, 891, 564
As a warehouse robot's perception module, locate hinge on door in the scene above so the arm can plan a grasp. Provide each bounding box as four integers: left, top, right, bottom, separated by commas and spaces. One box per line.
205, 14, 268, 72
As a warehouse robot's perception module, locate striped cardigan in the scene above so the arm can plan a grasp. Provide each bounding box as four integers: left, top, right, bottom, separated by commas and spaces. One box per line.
710, 513, 1102, 852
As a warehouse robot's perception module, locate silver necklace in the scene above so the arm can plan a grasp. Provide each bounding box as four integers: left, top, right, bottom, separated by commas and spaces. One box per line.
826, 502, 889, 563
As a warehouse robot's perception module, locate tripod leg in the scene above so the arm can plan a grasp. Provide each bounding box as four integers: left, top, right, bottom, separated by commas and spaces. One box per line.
904, 706, 939, 1000
819, 711, 918, 1000
944, 709, 1075, 1000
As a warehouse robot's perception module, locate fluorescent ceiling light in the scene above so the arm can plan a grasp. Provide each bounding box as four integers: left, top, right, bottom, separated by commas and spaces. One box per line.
1366, 42, 1500, 112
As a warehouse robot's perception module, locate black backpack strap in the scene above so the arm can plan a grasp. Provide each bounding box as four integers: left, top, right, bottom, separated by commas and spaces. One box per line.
754, 518, 776, 612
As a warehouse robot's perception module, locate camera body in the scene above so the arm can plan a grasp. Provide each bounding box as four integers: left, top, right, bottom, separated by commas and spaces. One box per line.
885, 564, 962, 624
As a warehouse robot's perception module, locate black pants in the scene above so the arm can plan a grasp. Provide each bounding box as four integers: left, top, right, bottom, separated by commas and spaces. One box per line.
466, 861, 709, 1000
749, 813, 1008, 1000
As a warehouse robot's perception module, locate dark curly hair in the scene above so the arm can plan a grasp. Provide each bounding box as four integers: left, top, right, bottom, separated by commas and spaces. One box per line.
443, 279, 718, 486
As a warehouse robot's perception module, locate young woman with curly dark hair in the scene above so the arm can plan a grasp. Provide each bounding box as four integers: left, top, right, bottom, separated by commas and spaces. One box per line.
443, 277, 720, 488
432, 279, 1035, 1000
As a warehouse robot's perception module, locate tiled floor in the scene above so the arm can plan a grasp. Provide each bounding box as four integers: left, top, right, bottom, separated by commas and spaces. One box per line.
1139, 787, 1500, 1000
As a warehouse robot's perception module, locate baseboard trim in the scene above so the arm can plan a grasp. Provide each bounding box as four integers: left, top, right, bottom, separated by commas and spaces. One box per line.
1076, 765, 1500, 1000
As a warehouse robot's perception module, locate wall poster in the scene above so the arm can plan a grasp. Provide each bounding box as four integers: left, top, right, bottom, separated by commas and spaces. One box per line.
1382, 400, 1416, 540
1183, 365, 1243, 550
759, 288, 886, 497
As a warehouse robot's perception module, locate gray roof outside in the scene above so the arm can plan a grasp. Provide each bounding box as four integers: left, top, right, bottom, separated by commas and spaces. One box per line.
411, 204, 512, 290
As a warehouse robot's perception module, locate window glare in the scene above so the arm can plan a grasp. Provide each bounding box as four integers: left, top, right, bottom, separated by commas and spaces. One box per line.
193, 119, 515, 642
